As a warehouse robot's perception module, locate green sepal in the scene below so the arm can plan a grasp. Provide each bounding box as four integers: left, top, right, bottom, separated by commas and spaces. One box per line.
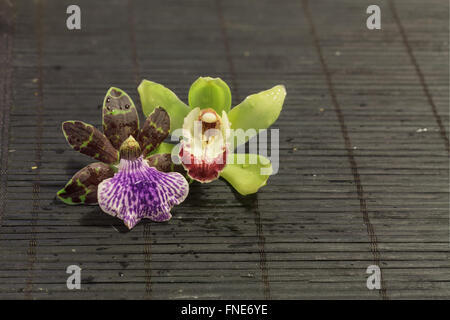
188, 77, 231, 114
138, 80, 190, 133
228, 85, 286, 146
220, 154, 273, 195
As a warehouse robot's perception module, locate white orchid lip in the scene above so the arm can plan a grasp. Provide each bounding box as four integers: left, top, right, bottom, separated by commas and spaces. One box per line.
179, 107, 231, 183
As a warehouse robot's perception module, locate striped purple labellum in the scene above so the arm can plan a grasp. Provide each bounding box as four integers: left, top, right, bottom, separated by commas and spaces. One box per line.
98, 150, 188, 229
57, 88, 188, 229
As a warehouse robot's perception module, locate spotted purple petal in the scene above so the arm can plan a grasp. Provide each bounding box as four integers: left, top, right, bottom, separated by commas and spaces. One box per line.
62, 120, 119, 164
97, 156, 189, 229
138, 107, 170, 158
57, 162, 116, 205
102, 87, 140, 150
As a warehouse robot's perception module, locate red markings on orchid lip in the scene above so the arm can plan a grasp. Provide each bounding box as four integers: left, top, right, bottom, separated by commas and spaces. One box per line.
179, 108, 230, 183
179, 145, 227, 183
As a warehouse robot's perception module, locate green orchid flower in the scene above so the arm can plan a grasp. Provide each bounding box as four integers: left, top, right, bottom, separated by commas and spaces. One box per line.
138, 77, 286, 195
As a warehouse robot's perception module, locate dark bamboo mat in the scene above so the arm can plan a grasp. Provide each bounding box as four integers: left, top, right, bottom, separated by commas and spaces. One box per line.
0, 0, 448, 299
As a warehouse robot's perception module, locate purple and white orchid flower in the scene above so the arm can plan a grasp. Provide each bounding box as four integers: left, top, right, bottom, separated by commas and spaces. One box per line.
57, 87, 188, 229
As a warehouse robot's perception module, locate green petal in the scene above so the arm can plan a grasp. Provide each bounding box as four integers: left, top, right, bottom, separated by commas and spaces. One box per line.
138, 80, 190, 133
146, 142, 175, 158
228, 85, 286, 146
220, 154, 273, 195
188, 77, 231, 114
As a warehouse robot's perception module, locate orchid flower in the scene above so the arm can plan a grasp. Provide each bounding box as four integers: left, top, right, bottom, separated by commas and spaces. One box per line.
57, 87, 189, 229
138, 77, 286, 195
